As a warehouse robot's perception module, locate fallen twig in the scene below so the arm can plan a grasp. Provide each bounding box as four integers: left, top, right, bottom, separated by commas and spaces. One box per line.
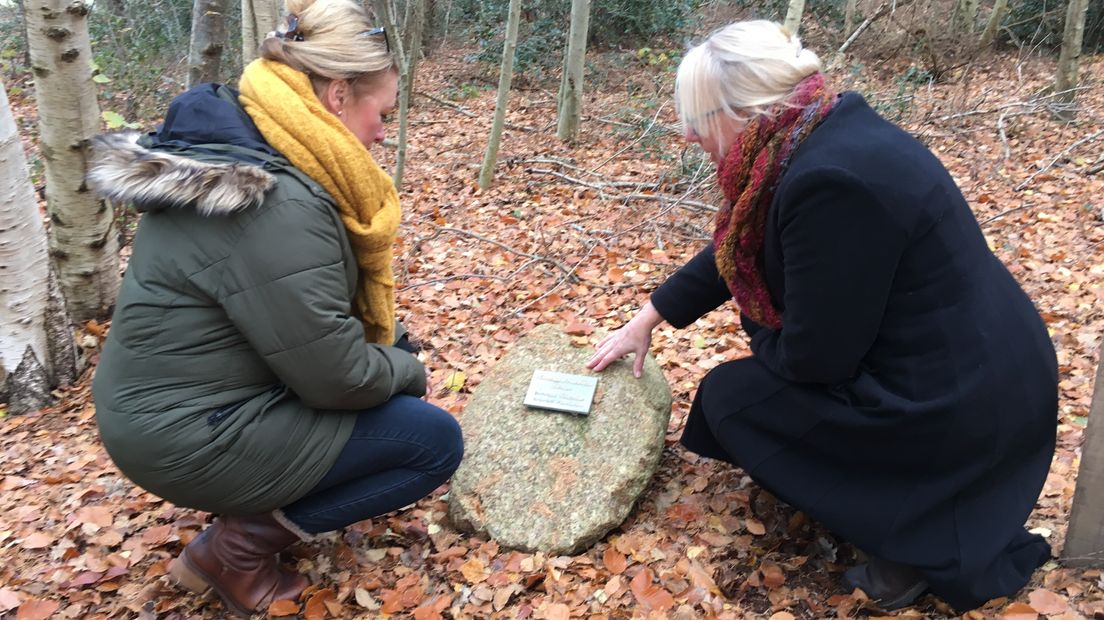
588, 102, 668, 174
525, 167, 713, 212
508, 240, 601, 316
1016, 129, 1104, 191
981, 204, 1034, 226
399, 273, 509, 291
416, 90, 537, 132
620, 193, 717, 213
415, 226, 579, 283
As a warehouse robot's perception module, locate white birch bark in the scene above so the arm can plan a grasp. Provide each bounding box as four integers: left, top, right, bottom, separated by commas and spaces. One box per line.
0, 81, 76, 413
26, 0, 119, 322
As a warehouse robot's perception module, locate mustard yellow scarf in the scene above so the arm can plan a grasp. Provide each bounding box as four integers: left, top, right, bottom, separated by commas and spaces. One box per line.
238, 59, 399, 345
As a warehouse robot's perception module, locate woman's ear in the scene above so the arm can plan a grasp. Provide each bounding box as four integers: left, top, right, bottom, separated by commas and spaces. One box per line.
320, 79, 349, 116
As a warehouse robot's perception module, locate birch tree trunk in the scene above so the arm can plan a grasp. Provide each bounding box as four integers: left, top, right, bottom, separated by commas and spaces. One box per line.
783, 0, 805, 35
26, 0, 120, 322
556, 0, 590, 142
1054, 0, 1090, 120
478, 0, 521, 189
242, 0, 281, 64
980, 0, 1010, 47
187, 0, 227, 88
0, 81, 77, 414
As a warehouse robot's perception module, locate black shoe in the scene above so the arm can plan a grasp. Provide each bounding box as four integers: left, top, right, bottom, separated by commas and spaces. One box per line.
843, 557, 928, 610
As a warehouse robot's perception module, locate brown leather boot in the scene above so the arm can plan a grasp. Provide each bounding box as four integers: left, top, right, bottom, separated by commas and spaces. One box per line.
168, 512, 310, 617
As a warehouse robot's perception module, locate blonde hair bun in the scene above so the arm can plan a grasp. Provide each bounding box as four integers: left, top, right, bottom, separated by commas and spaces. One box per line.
676, 20, 822, 139
258, 0, 395, 83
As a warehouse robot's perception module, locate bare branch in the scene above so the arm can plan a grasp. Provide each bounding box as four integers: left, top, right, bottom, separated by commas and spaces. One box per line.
838, 0, 918, 55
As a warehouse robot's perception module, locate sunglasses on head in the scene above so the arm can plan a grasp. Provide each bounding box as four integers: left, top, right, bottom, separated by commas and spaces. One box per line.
359, 26, 389, 52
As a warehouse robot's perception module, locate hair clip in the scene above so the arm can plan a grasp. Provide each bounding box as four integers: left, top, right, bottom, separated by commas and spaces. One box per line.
278, 13, 305, 42
358, 26, 390, 52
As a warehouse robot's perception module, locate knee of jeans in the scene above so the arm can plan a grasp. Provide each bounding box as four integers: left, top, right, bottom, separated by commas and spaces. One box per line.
424, 408, 464, 476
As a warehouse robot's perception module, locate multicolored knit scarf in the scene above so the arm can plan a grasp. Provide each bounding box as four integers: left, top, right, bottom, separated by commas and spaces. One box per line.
713, 72, 837, 329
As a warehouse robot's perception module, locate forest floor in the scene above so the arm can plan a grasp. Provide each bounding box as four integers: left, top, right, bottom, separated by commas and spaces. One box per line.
2, 37, 1104, 620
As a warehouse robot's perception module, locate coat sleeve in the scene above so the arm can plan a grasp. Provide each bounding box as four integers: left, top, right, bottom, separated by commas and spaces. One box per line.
650, 245, 733, 328
217, 199, 426, 410
750, 167, 909, 384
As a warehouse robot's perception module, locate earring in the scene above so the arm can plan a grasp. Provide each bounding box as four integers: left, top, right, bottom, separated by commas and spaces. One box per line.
338, 111, 343, 117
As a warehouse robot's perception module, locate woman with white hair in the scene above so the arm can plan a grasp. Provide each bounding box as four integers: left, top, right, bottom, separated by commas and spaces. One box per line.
589, 21, 1057, 611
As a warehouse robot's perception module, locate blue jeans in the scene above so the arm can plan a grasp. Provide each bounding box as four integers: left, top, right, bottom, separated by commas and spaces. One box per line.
279, 396, 464, 534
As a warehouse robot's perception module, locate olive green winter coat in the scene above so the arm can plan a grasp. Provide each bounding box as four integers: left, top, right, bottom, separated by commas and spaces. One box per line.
88, 86, 425, 514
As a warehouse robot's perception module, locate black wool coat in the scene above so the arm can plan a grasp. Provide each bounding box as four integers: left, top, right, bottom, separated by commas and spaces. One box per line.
651, 92, 1058, 611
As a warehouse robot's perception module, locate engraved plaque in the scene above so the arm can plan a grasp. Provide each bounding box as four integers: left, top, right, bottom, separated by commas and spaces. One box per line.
523, 370, 598, 415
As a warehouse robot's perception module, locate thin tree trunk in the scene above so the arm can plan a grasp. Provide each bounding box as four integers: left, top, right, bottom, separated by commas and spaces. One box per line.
556, 0, 590, 142
394, 0, 425, 188
372, 0, 411, 188
103, 0, 125, 19
0, 80, 77, 414
478, 0, 521, 190
242, 0, 281, 64
187, 0, 227, 88
1065, 355, 1104, 566
783, 0, 805, 35
843, 0, 858, 46
26, 0, 120, 322
952, 0, 980, 33
12, 0, 32, 70
1054, 0, 1090, 120
980, 0, 1010, 47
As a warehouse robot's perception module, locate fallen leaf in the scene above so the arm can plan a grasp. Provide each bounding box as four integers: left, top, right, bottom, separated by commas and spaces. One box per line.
354, 588, 379, 610
563, 321, 594, 336
379, 589, 404, 614
0, 588, 21, 613
268, 599, 300, 617
1027, 589, 1067, 615
769, 613, 796, 620
746, 518, 766, 535
20, 533, 53, 550
443, 371, 466, 392
630, 568, 675, 611
16, 599, 60, 620
761, 561, 785, 589
546, 602, 571, 620
460, 557, 487, 583
76, 506, 114, 529
141, 524, 173, 546
304, 588, 335, 620
412, 595, 450, 620
603, 547, 627, 574
997, 601, 1040, 620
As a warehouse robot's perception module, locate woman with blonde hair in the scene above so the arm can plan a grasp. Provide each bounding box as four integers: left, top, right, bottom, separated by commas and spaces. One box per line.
589, 21, 1057, 611
88, 0, 463, 615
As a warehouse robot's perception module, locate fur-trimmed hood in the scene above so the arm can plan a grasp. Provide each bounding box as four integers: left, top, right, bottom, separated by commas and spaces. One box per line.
86, 83, 283, 215
88, 133, 276, 215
